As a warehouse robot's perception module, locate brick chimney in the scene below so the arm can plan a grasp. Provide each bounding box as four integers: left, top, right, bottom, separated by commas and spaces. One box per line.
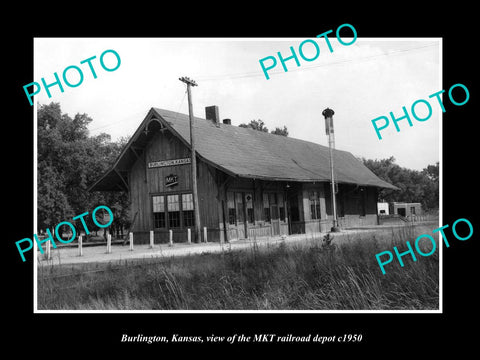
205, 105, 220, 125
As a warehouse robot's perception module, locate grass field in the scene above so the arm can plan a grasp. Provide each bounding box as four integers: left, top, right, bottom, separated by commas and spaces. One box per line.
37, 225, 439, 310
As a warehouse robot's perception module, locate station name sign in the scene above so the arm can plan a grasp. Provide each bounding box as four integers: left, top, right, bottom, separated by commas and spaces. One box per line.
148, 157, 191, 169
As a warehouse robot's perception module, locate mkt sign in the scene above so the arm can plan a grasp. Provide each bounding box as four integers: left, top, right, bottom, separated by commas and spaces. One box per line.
165, 174, 178, 187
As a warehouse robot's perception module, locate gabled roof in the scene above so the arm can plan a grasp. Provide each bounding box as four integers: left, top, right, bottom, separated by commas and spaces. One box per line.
89, 107, 398, 191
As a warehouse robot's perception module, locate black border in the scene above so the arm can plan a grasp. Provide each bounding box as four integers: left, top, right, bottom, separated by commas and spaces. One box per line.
6, 6, 477, 355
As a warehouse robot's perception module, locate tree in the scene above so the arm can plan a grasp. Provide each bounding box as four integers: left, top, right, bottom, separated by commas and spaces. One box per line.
421, 162, 439, 210
239, 119, 269, 132
37, 102, 129, 239
271, 126, 289, 137
423, 162, 439, 182
37, 103, 76, 229
361, 157, 439, 212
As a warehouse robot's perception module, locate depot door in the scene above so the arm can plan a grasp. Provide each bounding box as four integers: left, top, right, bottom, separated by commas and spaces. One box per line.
269, 193, 280, 236
235, 192, 246, 239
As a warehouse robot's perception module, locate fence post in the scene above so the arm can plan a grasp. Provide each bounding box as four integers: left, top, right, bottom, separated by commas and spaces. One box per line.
203, 227, 207, 243
45, 238, 51, 260
129, 232, 134, 251
169, 230, 173, 247
149, 230, 154, 249
107, 233, 111, 254
187, 228, 191, 244
78, 235, 83, 256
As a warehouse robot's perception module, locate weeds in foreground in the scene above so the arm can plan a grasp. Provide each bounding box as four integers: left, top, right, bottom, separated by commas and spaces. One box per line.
37, 230, 439, 310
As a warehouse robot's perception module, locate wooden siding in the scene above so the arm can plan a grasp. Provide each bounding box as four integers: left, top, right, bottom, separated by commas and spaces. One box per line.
197, 162, 220, 229
221, 178, 289, 241
129, 128, 222, 242
289, 182, 379, 234
130, 131, 193, 233
130, 158, 149, 232
146, 131, 192, 194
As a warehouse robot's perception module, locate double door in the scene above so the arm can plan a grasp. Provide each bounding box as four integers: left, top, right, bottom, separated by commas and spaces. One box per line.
227, 190, 286, 240
270, 203, 280, 236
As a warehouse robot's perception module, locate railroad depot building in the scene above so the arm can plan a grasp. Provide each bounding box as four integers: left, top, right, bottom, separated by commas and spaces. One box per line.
90, 106, 398, 243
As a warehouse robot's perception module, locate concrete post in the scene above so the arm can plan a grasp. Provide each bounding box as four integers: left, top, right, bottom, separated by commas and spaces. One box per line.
149, 230, 154, 248
187, 228, 191, 244
107, 234, 112, 254
129, 232, 134, 251
45, 238, 51, 260
78, 235, 83, 256
169, 230, 173, 246
203, 226, 207, 243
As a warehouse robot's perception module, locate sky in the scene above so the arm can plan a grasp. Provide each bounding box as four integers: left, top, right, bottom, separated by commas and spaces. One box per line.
33, 37, 441, 171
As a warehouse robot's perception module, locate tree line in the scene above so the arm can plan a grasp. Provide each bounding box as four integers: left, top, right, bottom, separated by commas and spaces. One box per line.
361, 157, 439, 212
37, 103, 130, 240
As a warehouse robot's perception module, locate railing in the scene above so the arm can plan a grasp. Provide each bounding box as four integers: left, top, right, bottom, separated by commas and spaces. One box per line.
405, 214, 438, 222
378, 213, 439, 224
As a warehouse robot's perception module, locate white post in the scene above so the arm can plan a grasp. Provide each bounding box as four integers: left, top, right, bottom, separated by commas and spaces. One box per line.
107, 234, 111, 254
78, 235, 83, 256
45, 238, 51, 260
169, 230, 173, 246
187, 228, 191, 244
129, 232, 134, 251
203, 227, 207, 243
149, 230, 154, 248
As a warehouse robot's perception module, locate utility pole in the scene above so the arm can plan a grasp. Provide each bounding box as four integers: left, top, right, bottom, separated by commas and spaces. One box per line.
322, 107, 340, 232
179, 76, 201, 243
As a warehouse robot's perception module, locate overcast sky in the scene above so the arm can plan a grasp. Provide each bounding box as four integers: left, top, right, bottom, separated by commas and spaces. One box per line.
34, 37, 441, 170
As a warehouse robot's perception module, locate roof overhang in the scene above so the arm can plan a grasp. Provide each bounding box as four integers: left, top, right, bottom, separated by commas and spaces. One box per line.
88, 108, 238, 192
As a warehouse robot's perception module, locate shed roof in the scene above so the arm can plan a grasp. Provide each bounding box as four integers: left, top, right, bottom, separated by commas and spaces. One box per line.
89, 107, 398, 191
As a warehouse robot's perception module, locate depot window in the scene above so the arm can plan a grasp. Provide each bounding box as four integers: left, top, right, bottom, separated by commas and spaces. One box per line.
227, 191, 236, 225
245, 193, 254, 223
152, 195, 166, 228
278, 193, 285, 222
309, 191, 321, 220
263, 193, 271, 222
227, 191, 255, 225
152, 192, 194, 229
167, 195, 180, 228
182, 193, 195, 227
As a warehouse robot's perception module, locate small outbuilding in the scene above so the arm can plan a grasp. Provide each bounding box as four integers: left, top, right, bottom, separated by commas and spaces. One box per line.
390, 202, 422, 218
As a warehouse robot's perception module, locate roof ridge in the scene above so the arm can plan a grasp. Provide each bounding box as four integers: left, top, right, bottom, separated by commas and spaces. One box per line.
152, 107, 353, 154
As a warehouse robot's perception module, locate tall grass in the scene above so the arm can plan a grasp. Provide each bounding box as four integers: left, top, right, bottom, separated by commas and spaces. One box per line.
37, 228, 439, 310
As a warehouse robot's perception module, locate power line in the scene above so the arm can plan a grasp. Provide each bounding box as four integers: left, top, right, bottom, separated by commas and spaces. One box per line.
89, 109, 148, 133
194, 43, 439, 82
89, 89, 188, 135
87, 43, 438, 133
